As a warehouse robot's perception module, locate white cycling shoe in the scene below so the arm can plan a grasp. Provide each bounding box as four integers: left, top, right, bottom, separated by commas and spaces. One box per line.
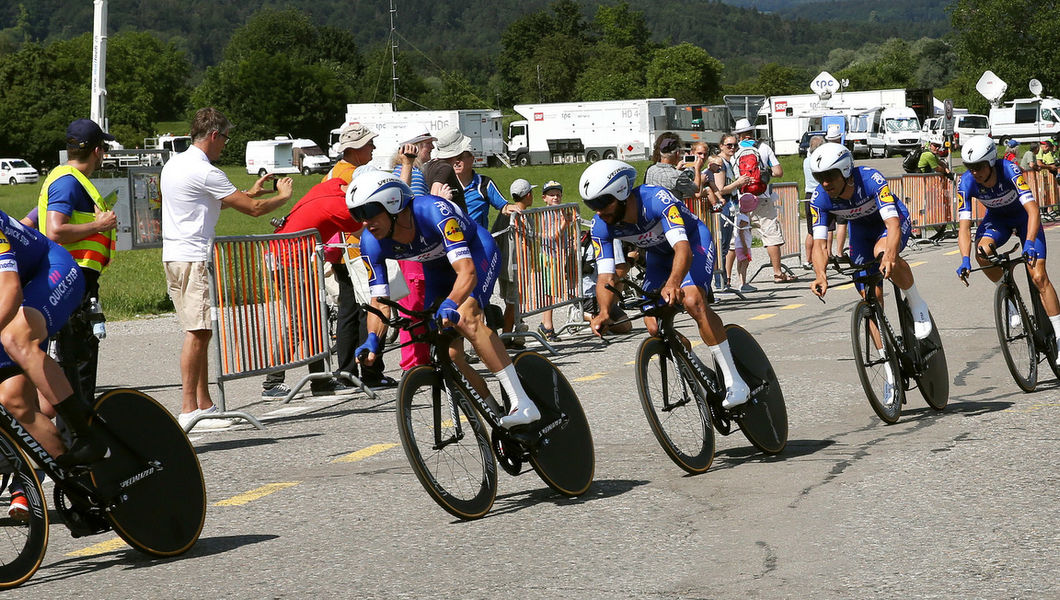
882, 381, 897, 407
499, 402, 541, 429
721, 380, 751, 410
910, 300, 933, 340
1006, 300, 1022, 330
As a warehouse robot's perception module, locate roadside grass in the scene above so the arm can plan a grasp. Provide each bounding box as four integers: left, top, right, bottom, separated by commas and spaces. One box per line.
0, 158, 811, 320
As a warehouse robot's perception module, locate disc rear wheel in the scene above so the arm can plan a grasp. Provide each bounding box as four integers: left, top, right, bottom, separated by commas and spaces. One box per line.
725, 324, 788, 454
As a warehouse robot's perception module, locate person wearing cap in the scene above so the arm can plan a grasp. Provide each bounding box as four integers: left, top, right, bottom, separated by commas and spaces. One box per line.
824, 123, 843, 144
494, 179, 536, 347
534, 179, 569, 341
390, 125, 436, 370
918, 141, 952, 179
161, 107, 293, 429
1036, 139, 1057, 176
1003, 138, 1020, 163
324, 122, 378, 184
732, 118, 795, 283
35, 118, 118, 402
645, 133, 700, 201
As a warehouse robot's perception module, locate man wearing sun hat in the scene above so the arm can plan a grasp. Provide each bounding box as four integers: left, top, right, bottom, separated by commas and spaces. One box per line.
422, 126, 467, 212
324, 122, 378, 184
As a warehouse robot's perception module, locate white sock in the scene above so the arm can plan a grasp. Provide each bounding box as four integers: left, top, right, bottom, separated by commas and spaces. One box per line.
1050, 315, 1060, 345
495, 364, 534, 412
709, 340, 748, 390
903, 283, 927, 310
877, 347, 894, 384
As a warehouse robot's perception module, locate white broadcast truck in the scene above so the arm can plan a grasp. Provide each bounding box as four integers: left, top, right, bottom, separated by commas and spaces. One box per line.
245, 136, 331, 176
977, 71, 1060, 144
506, 98, 675, 166
329, 103, 505, 169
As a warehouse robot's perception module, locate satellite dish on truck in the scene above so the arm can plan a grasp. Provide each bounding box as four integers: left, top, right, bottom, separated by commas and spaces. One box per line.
1029, 78, 1043, 98
810, 71, 840, 100
976, 70, 1008, 107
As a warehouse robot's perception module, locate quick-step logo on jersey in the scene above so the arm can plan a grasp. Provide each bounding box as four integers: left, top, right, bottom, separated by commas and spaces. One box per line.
665, 204, 684, 226
440, 217, 464, 243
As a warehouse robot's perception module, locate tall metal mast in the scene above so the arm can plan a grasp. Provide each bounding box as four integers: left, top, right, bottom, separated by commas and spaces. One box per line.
91, 0, 108, 130
389, 0, 398, 104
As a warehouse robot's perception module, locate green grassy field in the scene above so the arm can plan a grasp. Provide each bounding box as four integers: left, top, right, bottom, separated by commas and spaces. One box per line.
0, 157, 810, 320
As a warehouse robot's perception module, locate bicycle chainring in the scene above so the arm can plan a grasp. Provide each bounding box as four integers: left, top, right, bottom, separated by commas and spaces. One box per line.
54, 484, 111, 538
492, 430, 524, 477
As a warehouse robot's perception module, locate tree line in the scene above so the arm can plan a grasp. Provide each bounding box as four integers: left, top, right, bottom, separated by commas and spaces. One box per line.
0, 0, 1056, 166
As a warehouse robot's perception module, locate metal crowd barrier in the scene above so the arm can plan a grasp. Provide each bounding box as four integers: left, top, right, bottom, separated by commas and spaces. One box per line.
206, 230, 369, 430
1024, 170, 1060, 221
500, 203, 582, 352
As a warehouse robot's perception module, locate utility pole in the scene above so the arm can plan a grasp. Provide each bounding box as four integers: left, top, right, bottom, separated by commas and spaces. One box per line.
91, 0, 108, 131
389, 0, 398, 105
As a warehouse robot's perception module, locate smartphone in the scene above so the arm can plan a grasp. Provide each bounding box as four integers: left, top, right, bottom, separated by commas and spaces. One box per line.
270, 175, 278, 191
682, 154, 695, 163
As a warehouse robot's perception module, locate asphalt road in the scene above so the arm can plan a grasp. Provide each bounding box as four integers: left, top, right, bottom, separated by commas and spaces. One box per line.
5, 223, 1058, 599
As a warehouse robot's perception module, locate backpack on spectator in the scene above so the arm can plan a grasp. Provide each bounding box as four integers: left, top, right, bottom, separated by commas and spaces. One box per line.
734, 142, 768, 196
902, 147, 924, 174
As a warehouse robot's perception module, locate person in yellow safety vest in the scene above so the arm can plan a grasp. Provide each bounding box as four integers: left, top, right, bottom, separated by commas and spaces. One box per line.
36, 118, 118, 401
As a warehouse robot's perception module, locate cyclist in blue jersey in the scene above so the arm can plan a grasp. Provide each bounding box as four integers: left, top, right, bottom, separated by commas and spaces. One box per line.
955, 136, 1060, 347
580, 159, 751, 409
0, 209, 107, 467
808, 143, 935, 339
349, 169, 541, 428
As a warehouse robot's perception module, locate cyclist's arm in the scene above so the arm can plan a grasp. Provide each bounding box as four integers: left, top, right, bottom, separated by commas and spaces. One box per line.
0, 269, 23, 329
364, 296, 390, 343
661, 240, 692, 305
446, 256, 477, 308
1024, 198, 1042, 246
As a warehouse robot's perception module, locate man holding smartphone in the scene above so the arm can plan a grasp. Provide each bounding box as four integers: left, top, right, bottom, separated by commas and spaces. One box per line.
645, 132, 700, 202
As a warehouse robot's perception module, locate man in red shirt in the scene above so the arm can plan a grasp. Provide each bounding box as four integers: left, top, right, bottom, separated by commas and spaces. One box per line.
262, 177, 393, 396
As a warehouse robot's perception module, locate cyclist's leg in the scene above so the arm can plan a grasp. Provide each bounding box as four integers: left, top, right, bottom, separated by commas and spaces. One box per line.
874, 211, 933, 338
1020, 227, 1060, 346
973, 215, 1007, 282
849, 221, 897, 383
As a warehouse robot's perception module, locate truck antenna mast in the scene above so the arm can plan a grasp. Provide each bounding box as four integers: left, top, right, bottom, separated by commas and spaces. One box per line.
389, 0, 398, 105
91, 0, 108, 131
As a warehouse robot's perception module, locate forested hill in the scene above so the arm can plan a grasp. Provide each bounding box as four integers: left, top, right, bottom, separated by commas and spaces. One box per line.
0, 0, 950, 79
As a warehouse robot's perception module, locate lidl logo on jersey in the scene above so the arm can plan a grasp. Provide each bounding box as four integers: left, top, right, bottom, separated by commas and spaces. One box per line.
0, 232, 9, 255
1016, 174, 1030, 192
591, 239, 602, 259
440, 218, 464, 243
879, 185, 896, 204
665, 204, 684, 226
810, 205, 820, 224
361, 256, 374, 282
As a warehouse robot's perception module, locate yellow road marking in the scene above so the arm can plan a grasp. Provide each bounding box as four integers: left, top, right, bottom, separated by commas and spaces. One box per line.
66, 537, 126, 557
836, 283, 855, 290
214, 482, 300, 506
573, 372, 608, 382
945, 249, 960, 255
781, 304, 804, 310
625, 360, 636, 365
750, 313, 777, 320
907, 261, 926, 267
333, 443, 398, 463
1004, 402, 1060, 413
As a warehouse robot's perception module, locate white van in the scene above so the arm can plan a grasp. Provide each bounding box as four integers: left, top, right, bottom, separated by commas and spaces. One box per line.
245, 139, 297, 177
989, 97, 1060, 144
0, 158, 39, 186
289, 139, 331, 175
923, 114, 990, 149
864, 106, 922, 157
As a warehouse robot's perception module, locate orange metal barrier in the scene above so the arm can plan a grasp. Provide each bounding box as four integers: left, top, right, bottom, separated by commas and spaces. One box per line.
901, 174, 952, 237
1024, 169, 1060, 219
772, 182, 802, 261
209, 230, 334, 425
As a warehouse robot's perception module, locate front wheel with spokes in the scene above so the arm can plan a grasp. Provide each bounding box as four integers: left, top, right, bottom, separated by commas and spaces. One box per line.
851, 301, 904, 423
635, 336, 715, 474
994, 283, 1037, 392
395, 366, 497, 520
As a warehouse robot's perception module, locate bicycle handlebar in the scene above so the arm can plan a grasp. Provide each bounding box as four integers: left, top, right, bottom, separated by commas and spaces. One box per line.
357, 297, 446, 361
957, 243, 1024, 287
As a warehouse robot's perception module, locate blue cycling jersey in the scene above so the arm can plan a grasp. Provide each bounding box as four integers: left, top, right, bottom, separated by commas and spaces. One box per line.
359, 195, 500, 307
809, 167, 905, 240
956, 159, 1034, 221
0, 209, 54, 284
590, 185, 704, 274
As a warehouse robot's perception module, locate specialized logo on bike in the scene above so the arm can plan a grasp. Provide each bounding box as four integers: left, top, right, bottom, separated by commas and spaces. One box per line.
665, 204, 684, 226
120, 465, 157, 489
440, 218, 464, 243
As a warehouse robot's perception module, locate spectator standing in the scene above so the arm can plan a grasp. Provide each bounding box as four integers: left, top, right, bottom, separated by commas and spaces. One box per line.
918, 141, 953, 178
645, 133, 700, 201
730, 193, 757, 292
161, 107, 292, 429
732, 118, 796, 283
36, 118, 118, 401
823, 125, 849, 259
1036, 139, 1058, 176
536, 180, 567, 341
494, 179, 535, 347
447, 135, 517, 230
1020, 144, 1038, 172
391, 125, 435, 370
423, 126, 467, 212
1003, 139, 1020, 163
714, 134, 752, 289
802, 134, 826, 268
263, 122, 396, 396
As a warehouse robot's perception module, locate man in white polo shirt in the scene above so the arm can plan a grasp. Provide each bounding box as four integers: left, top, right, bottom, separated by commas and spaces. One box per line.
161, 107, 292, 430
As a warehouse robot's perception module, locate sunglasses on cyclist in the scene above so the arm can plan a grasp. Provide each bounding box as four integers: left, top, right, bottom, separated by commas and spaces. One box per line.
350, 202, 386, 222
965, 161, 991, 173
811, 169, 844, 184
584, 195, 618, 211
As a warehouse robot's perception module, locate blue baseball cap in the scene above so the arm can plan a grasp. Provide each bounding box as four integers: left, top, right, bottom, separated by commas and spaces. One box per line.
1006, 139, 1020, 148
66, 118, 115, 150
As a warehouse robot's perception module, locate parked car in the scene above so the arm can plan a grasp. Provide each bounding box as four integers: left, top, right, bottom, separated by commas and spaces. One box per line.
923, 114, 990, 149
798, 130, 825, 157
0, 158, 39, 186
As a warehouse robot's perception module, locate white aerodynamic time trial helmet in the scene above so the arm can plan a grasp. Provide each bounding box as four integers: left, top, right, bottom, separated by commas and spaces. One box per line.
346, 168, 413, 221
961, 135, 997, 167
809, 142, 854, 179
579, 159, 638, 210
